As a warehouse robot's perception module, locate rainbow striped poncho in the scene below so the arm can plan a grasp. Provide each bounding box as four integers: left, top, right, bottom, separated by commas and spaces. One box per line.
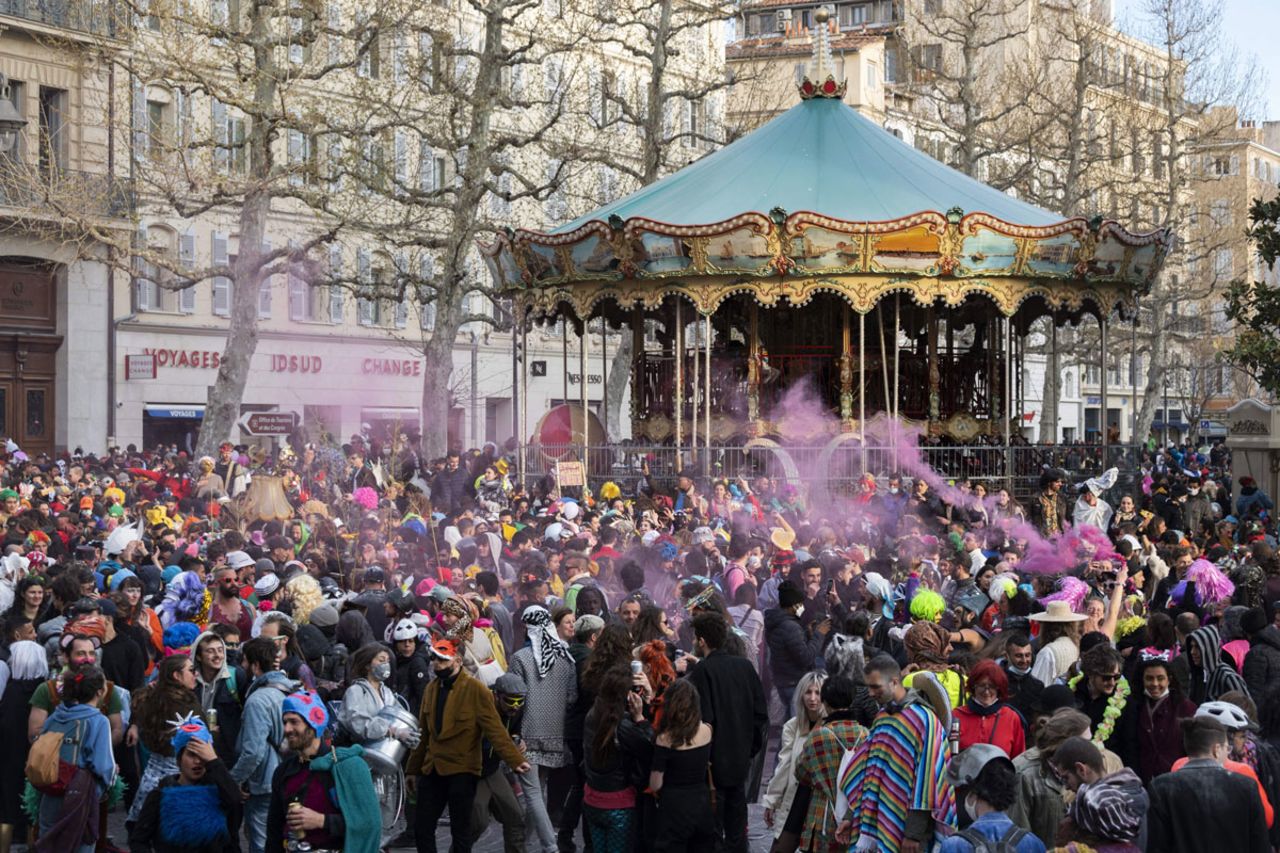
840, 702, 956, 851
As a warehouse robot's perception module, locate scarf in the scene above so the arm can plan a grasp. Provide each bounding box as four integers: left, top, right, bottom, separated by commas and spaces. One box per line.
308, 746, 382, 853
441, 596, 475, 644
905, 621, 950, 667
964, 698, 1003, 718
522, 605, 572, 678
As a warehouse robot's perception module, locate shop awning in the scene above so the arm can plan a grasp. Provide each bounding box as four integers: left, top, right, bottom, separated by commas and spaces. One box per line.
145, 405, 206, 419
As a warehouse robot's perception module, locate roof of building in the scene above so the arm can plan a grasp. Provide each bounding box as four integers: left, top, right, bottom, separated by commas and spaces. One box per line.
553, 95, 1062, 232
727, 31, 885, 59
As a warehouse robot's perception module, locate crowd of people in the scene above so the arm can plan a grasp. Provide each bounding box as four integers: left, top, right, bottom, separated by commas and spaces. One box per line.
0, 429, 1274, 853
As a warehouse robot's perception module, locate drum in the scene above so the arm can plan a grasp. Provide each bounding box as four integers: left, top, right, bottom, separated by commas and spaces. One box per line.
361, 703, 421, 776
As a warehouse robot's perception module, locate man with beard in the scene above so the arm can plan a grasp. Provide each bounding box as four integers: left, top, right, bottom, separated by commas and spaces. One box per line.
1029, 469, 1069, 538
266, 690, 380, 853
407, 639, 529, 853
843, 655, 956, 852
210, 564, 254, 638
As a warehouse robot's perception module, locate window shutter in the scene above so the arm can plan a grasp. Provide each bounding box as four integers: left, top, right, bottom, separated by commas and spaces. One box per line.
132, 80, 147, 161
394, 130, 407, 195
179, 231, 197, 312
288, 240, 305, 321
419, 32, 434, 88
394, 251, 408, 328
174, 90, 185, 147
259, 240, 272, 318
212, 99, 228, 172
357, 248, 373, 325
419, 141, 435, 191
288, 130, 303, 186
134, 226, 151, 311
511, 63, 525, 98
328, 243, 344, 323
327, 2, 342, 64
419, 255, 436, 331
212, 231, 230, 316
327, 134, 342, 192
589, 69, 602, 125
393, 31, 407, 84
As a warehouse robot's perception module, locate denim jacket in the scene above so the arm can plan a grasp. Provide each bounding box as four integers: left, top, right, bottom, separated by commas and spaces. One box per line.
229, 670, 298, 794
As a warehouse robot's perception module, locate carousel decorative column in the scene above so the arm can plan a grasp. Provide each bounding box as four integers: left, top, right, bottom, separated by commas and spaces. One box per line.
1100, 310, 1110, 450
675, 300, 684, 464
704, 310, 712, 475
579, 319, 589, 465
631, 307, 643, 439
859, 308, 867, 472
840, 304, 854, 424
927, 306, 940, 423
747, 302, 761, 424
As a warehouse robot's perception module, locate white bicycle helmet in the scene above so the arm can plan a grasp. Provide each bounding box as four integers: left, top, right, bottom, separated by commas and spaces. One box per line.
391, 618, 419, 642
1195, 700, 1255, 731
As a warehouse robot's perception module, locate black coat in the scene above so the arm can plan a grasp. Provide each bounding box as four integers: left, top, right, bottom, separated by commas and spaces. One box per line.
686, 648, 768, 788
1245, 626, 1280, 702
1148, 759, 1269, 853
101, 633, 146, 691
204, 668, 249, 761
432, 466, 473, 514
393, 645, 432, 713
764, 607, 822, 692
128, 758, 243, 853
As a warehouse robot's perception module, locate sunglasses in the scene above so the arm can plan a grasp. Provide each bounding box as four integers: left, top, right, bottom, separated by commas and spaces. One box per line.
501, 695, 526, 708
1096, 672, 1121, 682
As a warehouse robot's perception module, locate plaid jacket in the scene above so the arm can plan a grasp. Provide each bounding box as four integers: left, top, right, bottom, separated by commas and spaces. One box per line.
795, 713, 869, 851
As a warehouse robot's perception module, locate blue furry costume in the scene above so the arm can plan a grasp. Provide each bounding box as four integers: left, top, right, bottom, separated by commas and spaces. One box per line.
127, 761, 241, 853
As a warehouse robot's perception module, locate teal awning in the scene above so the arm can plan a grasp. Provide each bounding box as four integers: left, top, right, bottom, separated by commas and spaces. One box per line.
557, 97, 1062, 232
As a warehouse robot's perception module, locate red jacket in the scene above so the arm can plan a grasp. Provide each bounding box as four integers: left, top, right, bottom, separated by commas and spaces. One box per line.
954, 703, 1026, 759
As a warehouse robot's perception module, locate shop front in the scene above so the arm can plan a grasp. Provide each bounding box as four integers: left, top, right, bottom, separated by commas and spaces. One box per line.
114, 331, 565, 453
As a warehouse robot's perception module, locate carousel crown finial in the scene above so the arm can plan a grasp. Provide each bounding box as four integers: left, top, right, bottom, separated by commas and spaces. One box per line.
797, 6, 847, 100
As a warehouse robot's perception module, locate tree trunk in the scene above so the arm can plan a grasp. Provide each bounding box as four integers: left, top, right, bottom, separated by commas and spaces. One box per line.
420, 329, 457, 458
1135, 304, 1168, 445
603, 332, 632, 440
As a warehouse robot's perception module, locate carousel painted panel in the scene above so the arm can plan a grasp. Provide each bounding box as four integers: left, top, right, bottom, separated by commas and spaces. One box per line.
637, 232, 694, 275
700, 225, 776, 275
956, 227, 1021, 276
868, 225, 941, 275
1023, 232, 1080, 278
791, 223, 866, 273
571, 233, 624, 277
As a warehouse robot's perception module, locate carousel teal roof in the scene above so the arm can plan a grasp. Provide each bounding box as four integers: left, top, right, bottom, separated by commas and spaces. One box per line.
556, 97, 1061, 232
485, 33, 1172, 322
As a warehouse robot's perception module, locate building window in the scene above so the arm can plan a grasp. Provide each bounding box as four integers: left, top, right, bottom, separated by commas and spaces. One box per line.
866, 61, 878, 89
1214, 248, 1233, 280
1210, 199, 1230, 227
135, 226, 178, 312
1, 80, 24, 164
915, 44, 942, 77
38, 87, 68, 176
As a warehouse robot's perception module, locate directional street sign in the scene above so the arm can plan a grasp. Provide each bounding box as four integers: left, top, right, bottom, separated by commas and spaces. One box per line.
237, 411, 297, 436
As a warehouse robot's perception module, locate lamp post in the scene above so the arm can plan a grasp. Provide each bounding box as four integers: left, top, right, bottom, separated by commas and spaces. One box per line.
0, 73, 25, 153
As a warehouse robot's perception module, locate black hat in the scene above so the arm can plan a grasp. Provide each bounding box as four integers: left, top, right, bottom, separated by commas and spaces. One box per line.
778, 581, 805, 609
1242, 607, 1268, 638
387, 587, 415, 613
1039, 468, 1066, 488
363, 566, 386, 585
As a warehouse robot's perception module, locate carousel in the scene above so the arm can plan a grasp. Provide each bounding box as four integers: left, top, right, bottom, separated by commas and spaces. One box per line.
485, 12, 1171, 475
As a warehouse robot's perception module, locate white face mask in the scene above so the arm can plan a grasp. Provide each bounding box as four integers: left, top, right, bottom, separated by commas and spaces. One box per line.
1189, 488, 1200, 496
889, 487, 900, 495
1147, 688, 1169, 701
964, 794, 979, 819
794, 605, 805, 618
1007, 664, 1030, 677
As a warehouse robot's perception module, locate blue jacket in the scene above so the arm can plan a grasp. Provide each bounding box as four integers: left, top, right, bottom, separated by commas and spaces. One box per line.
43, 702, 117, 794
939, 812, 1046, 853
229, 670, 298, 794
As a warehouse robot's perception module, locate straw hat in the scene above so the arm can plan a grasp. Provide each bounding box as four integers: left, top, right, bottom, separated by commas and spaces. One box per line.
1029, 601, 1087, 623
770, 527, 796, 551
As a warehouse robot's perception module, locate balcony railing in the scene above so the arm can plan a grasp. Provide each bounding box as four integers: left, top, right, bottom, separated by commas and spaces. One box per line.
0, 0, 121, 37
0, 163, 133, 217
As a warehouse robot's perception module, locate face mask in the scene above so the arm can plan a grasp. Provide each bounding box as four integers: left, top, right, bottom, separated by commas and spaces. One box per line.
794, 605, 805, 618
964, 794, 979, 822
372, 662, 392, 681
746, 556, 761, 569
889, 487, 900, 495
1147, 688, 1169, 701
1007, 664, 1030, 677
1189, 488, 1199, 496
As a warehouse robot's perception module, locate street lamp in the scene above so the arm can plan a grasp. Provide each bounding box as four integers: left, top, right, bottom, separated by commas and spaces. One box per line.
0, 73, 26, 153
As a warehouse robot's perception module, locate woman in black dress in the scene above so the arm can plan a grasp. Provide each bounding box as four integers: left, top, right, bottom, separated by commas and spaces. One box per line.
0, 640, 49, 847
649, 678, 717, 853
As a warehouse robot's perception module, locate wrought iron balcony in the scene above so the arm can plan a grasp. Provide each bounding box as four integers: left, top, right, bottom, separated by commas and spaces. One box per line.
0, 163, 133, 217
0, 0, 121, 37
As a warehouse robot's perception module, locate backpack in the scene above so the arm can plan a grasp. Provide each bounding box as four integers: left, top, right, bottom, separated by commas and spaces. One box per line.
958, 825, 1030, 853
26, 719, 85, 795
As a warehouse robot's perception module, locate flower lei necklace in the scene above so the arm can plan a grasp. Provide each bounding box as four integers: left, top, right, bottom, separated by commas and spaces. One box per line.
1068, 673, 1130, 747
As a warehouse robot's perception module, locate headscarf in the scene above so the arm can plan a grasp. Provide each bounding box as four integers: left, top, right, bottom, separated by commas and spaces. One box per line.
1069, 767, 1144, 842
441, 595, 475, 644
521, 605, 572, 678
904, 620, 951, 667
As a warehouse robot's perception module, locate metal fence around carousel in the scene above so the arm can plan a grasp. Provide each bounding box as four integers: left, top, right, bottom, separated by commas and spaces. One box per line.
518, 443, 1145, 503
